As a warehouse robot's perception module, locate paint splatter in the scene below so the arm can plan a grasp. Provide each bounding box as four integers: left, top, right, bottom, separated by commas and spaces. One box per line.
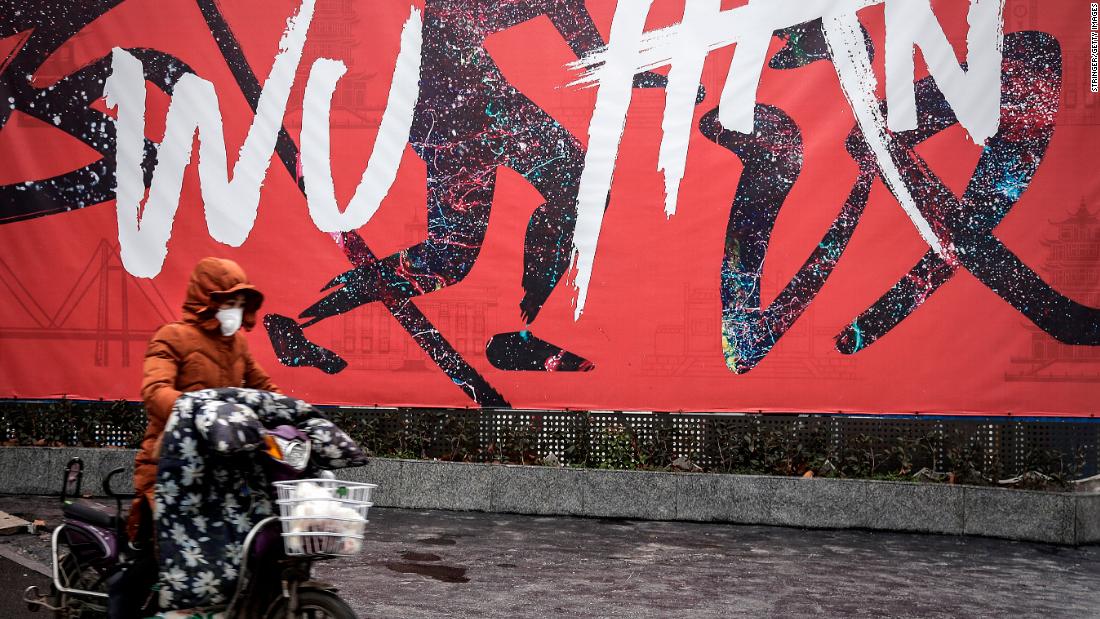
486, 331, 594, 372
836, 31, 1100, 353
702, 102, 876, 374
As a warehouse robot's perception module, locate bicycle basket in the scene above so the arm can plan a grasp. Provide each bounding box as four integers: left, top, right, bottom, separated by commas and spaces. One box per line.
273, 479, 376, 556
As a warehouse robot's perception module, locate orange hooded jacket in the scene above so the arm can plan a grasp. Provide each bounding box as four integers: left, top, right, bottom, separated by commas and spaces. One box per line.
129, 257, 279, 538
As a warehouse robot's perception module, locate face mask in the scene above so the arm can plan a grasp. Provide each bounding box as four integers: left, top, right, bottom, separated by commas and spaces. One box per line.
215, 306, 244, 336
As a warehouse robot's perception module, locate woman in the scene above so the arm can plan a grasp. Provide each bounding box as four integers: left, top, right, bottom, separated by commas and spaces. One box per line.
128, 256, 279, 540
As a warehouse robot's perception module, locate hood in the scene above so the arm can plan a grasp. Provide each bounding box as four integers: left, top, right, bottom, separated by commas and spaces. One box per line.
181, 257, 264, 332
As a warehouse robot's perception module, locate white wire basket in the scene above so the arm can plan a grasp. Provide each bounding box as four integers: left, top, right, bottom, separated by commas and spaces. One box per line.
273, 478, 377, 556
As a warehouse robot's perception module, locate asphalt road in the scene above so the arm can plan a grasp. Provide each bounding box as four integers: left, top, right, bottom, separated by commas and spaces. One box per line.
1, 497, 1098, 618
314, 509, 1100, 618
0, 552, 50, 618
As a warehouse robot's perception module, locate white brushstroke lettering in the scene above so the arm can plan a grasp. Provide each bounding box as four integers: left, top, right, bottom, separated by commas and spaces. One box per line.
571, 0, 654, 319
885, 0, 1004, 141
567, 0, 1002, 317
105, 0, 316, 277
301, 7, 422, 232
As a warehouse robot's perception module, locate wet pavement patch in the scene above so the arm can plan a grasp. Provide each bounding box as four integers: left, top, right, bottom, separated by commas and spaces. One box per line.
384, 561, 470, 583
401, 551, 442, 562
417, 535, 457, 546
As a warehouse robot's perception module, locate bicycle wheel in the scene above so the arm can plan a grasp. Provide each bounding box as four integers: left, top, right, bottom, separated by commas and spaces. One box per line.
264, 588, 358, 619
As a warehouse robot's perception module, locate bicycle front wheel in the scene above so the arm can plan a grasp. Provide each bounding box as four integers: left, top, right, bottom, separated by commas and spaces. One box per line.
264, 588, 357, 619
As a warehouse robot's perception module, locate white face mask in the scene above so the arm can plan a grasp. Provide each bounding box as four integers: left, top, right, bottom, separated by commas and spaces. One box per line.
215, 306, 244, 336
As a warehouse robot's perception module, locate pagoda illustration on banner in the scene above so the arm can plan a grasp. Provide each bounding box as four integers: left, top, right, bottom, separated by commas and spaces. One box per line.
0, 240, 175, 367
1007, 201, 1100, 383
311, 216, 502, 374
643, 284, 857, 381
285, 0, 373, 130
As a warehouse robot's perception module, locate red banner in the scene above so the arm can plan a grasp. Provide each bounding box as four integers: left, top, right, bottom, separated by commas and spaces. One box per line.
2, 0, 1099, 415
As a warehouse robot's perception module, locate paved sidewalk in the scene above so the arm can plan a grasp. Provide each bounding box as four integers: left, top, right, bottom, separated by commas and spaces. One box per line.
1, 496, 1097, 618
314, 509, 1100, 618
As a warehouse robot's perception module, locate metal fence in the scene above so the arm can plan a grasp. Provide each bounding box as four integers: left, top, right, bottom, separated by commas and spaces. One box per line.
1, 400, 1097, 480
354, 408, 1100, 480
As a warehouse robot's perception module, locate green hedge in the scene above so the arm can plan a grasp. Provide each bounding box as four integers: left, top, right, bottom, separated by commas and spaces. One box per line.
0, 400, 1088, 490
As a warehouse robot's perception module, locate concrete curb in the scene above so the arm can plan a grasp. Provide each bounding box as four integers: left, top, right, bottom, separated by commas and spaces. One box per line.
2, 447, 1096, 545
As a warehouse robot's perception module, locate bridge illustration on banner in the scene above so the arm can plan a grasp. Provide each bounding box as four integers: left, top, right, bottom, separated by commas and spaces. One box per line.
0, 239, 175, 367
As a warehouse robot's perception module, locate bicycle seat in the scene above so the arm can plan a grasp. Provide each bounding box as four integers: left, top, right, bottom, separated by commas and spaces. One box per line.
62, 498, 119, 530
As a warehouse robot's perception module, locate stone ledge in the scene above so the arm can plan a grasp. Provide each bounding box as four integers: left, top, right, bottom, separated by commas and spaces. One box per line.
0, 448, 1095, 545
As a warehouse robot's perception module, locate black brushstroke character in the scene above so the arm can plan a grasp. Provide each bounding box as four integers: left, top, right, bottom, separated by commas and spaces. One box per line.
266, 0, 701, 374
834, 31, 1100, 353
707, 21, 1097, 373
0, 0, 192, 224
703, 19, 878, 373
